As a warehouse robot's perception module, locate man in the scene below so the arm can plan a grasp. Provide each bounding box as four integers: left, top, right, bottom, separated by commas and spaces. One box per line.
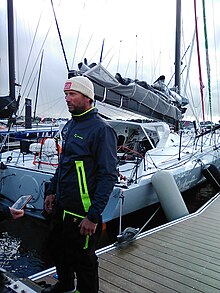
42, 76, 118, 293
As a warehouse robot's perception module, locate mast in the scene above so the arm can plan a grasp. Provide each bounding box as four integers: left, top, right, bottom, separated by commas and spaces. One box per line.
202, 0, 212, 123
7, 0, 15, 103
0, 0, 17, 120
194, 0, 205, 123
33, 50, 44, 120
135, 34, 138, 80
99, 39, 105, 63
0, 0, 18, 124
174, 0, 181, 95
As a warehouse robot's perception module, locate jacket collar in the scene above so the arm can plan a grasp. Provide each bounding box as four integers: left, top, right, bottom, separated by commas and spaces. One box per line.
71, 107, 97, 121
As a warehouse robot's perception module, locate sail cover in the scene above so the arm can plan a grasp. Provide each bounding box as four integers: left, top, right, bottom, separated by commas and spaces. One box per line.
76, 63, 185, 125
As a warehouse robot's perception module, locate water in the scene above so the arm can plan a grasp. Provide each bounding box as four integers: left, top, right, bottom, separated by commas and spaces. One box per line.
0, 215, 51, 278
0, 181, 217, 279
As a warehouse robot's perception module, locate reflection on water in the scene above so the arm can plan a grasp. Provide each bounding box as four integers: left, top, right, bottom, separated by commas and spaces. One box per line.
184, 182, 217, 212
0, 216, 52, 278
0, 182, 218, 278
0, 232, 21, 271
0, 231, 45, 277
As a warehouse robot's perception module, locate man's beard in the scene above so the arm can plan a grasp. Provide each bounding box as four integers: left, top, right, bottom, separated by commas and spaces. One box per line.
69, 105, 86, 115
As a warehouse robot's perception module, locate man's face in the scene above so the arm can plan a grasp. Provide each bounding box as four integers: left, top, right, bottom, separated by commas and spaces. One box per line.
64, 90, 91, 114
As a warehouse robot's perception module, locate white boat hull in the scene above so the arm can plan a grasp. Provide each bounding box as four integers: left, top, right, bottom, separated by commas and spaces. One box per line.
0, 121, 219, 223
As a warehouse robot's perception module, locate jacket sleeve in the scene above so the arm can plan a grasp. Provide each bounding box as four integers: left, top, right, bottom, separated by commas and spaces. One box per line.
45, 168, 59, 196
87, 125, 118, 223
0, 206, 12, 221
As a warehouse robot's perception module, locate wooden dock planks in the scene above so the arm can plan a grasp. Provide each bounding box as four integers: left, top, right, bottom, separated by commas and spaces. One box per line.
98, 193, 220, 292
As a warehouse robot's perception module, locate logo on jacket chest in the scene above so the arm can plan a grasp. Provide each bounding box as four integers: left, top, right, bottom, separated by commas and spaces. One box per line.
74, 133, 84, 140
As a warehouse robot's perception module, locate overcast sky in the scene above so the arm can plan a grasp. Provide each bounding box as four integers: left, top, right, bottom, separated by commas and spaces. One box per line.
0, 0, 219, 122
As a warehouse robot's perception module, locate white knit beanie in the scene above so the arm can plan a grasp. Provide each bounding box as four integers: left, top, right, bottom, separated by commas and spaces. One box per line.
64, 76, 94, 101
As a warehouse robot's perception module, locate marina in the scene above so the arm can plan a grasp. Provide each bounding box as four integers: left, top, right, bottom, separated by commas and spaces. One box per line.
0, 0, 220, 291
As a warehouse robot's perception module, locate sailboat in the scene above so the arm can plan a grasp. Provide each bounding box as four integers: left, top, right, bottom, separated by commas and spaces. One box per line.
0, 0, 220, 226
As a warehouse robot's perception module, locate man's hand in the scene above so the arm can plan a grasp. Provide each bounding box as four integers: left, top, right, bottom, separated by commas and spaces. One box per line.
44, 194, 55, 214
9, 207, 24, 219
79, 216, 97, 236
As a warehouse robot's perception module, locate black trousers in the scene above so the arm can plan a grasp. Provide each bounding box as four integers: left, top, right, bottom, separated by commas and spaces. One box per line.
47, 208, 102, 293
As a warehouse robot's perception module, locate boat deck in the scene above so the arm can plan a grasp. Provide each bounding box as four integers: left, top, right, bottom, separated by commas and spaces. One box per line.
30, 192, 220, 292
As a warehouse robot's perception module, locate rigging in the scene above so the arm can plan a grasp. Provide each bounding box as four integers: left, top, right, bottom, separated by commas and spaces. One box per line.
51, 0, 70, 72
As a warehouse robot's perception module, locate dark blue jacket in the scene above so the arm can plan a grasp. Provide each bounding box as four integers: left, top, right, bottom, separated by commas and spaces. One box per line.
46, 108, 118, 223
0, 206, 12, 221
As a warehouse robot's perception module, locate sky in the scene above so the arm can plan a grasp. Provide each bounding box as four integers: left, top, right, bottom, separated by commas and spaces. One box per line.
0, 0, 220, 122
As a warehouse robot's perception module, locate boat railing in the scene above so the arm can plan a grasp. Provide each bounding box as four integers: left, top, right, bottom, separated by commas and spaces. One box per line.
0, 133, 10, 153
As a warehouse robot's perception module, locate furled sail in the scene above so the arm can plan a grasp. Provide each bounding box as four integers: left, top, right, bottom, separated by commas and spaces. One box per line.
73, 62, 188, 125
